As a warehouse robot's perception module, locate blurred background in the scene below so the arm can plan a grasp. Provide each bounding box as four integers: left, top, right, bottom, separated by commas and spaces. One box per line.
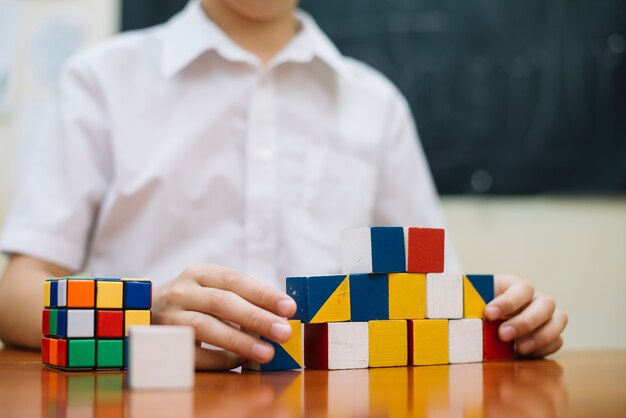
0, 0, 624, 349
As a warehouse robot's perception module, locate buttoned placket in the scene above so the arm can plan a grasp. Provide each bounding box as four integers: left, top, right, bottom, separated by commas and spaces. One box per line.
244, 70, 278, 284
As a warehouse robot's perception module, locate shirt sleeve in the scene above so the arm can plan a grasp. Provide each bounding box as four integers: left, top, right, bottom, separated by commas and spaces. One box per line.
0, 56, 112, 271
373, 91, 462, 274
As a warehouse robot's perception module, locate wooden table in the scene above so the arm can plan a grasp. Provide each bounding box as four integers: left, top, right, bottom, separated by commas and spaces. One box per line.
0, 348, 624, 418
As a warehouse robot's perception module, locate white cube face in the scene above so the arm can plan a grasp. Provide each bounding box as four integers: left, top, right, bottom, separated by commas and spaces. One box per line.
449, 319, 483, 364
57, 279, 67, 307
129, 325, 195, 390
426, 273, 463, 319
340, 227, 373, 274
66, 309, 94, 338
327, 322, 369, 370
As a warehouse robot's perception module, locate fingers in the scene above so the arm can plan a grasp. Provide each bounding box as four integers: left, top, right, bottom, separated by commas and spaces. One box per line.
498, 293, 556, 342
182, 265, 297, 318
169, 310, 276, 364
485, 275, 535, 321
516, 308, 568, 356
195, 345, 245, 371
181, 287, 293, 343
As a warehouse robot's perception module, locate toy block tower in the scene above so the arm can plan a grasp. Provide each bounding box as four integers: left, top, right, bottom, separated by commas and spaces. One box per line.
42, 276, 152, 370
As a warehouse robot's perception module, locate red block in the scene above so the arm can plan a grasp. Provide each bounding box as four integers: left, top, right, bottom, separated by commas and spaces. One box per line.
41, 337, 50, 364
483, 319, 515, 361
407, 228, 445, 273
57, 339, 67, 368
304, 323, 329, 369
42, 309, 50, 335
97, 310, 123, 338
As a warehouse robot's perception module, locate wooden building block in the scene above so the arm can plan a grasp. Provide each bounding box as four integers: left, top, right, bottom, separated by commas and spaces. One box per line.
244, 320, 302, 371
304, 322, 368, 370
449, 319, 483, 364
405, 227, 445, 273
128, 325, 194, 389
463, 275, 495, 318
341, 226, 406, 274
483, 320, 515, 361
350, 273, 388, 321
125, 310, 152, 336
67, 279, 95, 308
369, 320, 407, 368
426, 273, 463, 319
408, 319, 448, 366
286, 275, 350, 323
66, 309, 94, 338
97, 280, 123, 309
388, 273, 426, 320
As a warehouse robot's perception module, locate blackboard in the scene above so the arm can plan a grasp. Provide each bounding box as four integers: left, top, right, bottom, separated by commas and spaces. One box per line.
122, 0, 626, 195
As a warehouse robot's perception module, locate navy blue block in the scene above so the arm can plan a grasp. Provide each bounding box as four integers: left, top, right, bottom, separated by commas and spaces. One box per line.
370, 227, 406, 273
286, 275, 346, 323
349, 273, 389, 321
259, 337, 301, 371
124, 281, 152, 309
466, 274, 495, 304
56, 309, 67, 337
286, 277, 309, 321
50, 281, 58, 308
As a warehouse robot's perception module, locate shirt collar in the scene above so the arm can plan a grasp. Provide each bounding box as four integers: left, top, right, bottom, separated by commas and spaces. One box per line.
159, 1, 352, 82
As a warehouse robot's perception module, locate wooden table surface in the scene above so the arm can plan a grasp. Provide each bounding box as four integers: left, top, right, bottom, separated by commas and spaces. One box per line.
0, 348, 624, 418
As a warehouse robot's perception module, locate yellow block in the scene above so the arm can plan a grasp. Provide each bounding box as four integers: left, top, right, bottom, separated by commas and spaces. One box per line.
281, 320, 303, 367
369, 320, 407, 367
43, 281, 51, 308
96, 281, 123, 309
463, 276, 486, 318
410, 319, 448, 365
311, 277, 351, 323
388, 273, 426, 319
125, 310, 152, 336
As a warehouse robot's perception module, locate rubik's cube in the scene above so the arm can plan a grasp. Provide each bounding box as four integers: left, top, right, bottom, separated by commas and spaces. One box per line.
247, 226, 514, 371
41, 276, 152, 370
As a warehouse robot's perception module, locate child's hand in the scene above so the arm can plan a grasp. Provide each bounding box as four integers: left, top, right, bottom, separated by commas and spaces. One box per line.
152, 264, 297, 370
485, 275, 568, 357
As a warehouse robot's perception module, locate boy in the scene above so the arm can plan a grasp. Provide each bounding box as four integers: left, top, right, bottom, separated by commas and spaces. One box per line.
0, 0, 566, 370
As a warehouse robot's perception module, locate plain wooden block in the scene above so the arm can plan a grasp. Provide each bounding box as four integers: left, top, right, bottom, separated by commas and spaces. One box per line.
426, 273, 463, 319
286, 275, 350, 323
483, 319, 515, 361
408, 319, 448, 366
449, 319, 483, 364
341, 226, 406, 274
369, 320, 407, 368
128, 325, 194, 390
388, 273, 426, 320
349, 273, 389, 321
244, 320, 302, 371
463, 274, 495, 318
405, 227, 445, 273
304, 322, 368, 370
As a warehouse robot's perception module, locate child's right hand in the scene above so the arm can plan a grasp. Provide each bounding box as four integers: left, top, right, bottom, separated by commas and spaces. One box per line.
152, 264, 297, 370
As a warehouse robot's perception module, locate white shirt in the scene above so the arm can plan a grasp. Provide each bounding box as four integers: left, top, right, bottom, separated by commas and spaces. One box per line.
0, 1, 459, 289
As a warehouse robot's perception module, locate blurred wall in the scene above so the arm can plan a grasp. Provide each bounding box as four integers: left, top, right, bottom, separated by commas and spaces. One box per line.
1, 0, 625, 351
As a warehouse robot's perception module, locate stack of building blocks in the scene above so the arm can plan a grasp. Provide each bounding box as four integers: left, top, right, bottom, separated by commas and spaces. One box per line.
249, 226, 514, 372
41, 276, 152, 370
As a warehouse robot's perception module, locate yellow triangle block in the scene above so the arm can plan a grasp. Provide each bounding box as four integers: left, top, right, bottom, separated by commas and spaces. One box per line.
280, 320, 303, 367
311, 277, 351, 323
463, 276, 486, 318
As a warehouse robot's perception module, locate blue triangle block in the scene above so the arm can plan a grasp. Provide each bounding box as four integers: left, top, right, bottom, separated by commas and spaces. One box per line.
261, 341, 300, 371
466, 274, 495, 304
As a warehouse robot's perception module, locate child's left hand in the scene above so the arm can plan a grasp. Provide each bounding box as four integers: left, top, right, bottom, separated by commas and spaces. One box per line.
485, 275, 568, 357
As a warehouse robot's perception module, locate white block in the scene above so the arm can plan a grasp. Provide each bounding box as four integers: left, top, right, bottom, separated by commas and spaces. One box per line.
448, 319, 483, 364
66, 309, 94, 338
129, 325, 195, 390
340, 227, 372, 274
426, 273, 463, 319
57, 279, 67, 307
328, 322, 369, 370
